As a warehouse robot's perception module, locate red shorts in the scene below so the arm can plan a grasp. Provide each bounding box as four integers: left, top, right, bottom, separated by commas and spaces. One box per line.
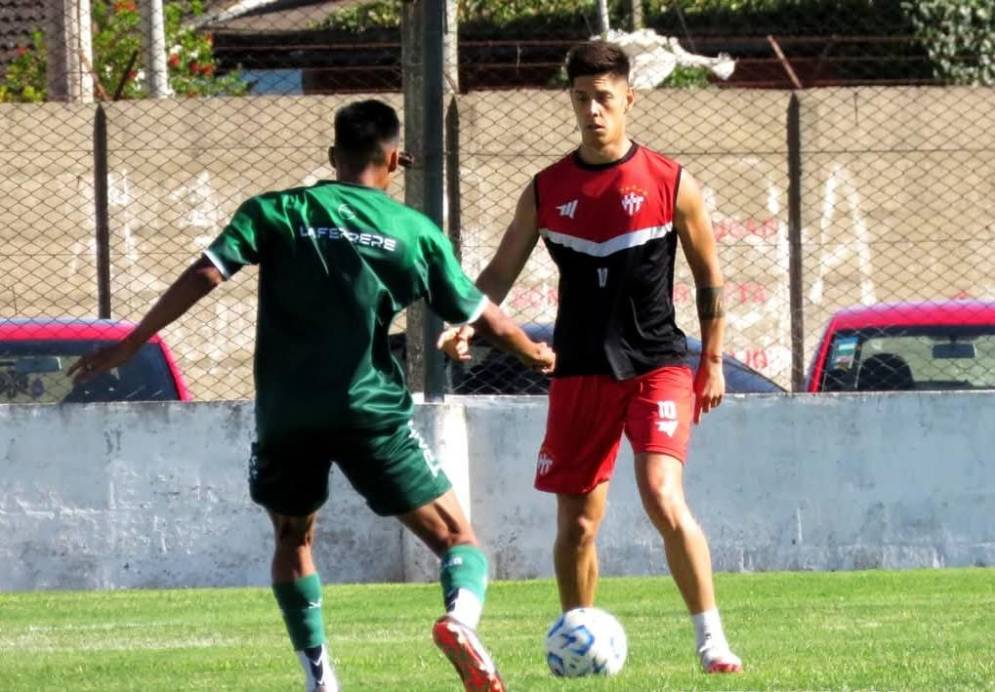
534, 365, 694, 494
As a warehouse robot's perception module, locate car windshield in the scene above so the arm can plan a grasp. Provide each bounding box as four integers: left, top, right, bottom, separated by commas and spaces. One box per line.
0, 340, 179, 403
821, 325, 995, 391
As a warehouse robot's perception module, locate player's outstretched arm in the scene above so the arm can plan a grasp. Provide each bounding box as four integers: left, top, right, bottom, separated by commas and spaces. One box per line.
675, 170, 726, 423
476, 182, 541, 304
437, 182, 540, 363
68, 256, 224, 383
467, 301, 555, 373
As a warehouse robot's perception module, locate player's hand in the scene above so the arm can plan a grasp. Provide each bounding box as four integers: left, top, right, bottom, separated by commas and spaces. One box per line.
693, 357, 725, 424
67, 339, 141, 384
436, 324, 475, 362
522, 341, 556, 374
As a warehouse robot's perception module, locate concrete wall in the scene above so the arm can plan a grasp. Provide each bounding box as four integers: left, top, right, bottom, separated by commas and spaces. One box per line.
1, 393, 993, 591
458, 89, 795, 382
101, 95, 405, 400
0, 400, 465, 591
465, 393, 995, 577
0, 103, 97, 317
5, 88, 995, 398
797, 88, 995, 362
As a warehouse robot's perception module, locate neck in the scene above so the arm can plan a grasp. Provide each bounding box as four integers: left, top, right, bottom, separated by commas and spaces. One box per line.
335, 166, 387, 190
577, 137, 632, 166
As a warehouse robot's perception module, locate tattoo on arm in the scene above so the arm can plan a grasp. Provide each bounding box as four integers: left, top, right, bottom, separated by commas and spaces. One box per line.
696, 286, 725, 320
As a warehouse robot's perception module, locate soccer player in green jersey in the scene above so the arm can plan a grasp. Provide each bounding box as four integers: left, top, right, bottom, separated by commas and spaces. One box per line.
70, 99, 554, 692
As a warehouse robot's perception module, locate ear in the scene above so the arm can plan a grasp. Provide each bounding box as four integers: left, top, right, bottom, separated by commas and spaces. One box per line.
328, 146, 337, 169
386, 147, 399, 173
625, 86, 635, 112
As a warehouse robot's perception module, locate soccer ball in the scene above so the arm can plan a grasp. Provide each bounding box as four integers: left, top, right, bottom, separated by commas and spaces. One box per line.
545, 607, 627, 677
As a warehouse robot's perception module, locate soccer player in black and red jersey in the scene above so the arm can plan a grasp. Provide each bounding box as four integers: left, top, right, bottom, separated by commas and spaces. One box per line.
442, 41, 742, 674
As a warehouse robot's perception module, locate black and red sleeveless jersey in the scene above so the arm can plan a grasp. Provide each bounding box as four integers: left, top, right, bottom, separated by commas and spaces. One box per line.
535, 142, 688, 379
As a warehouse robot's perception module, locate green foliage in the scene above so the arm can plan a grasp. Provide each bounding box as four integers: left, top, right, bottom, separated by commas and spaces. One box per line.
317, 0, 400, 31
0, 29, 46, 102
162, 1, 249, 97
319, 0, 618, 33
644, 0, 915, 36
661, 64, 712, 88
0, 0, 247, 102
902, 0, 995, 85
319, 0, 914, 37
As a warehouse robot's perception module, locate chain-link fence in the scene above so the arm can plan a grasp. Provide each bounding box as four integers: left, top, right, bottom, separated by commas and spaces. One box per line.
2, 1, 994, 402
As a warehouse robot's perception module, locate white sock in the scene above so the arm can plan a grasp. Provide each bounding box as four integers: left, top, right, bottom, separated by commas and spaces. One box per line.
447, 587, 483, 630
298, 643, 338, 691
691, 609, 728, 652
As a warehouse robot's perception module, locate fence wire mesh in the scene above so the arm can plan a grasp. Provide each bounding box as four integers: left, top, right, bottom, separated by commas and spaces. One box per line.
1, 1, 994, 402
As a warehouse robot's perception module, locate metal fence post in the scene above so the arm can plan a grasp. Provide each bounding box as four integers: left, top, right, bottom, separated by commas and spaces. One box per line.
94, 104, 111, 319
402, 0, 448, 400
787, 93, 804, 391
419, 0, 447, 401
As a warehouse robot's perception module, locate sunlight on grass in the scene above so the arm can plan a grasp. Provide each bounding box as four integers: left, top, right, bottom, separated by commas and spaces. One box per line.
0, 568, 992, 690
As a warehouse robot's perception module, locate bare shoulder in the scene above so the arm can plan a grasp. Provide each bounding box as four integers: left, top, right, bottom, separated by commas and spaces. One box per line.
675, 168, 704, 214
510, 179, 538, 231
673, 167, 717, 249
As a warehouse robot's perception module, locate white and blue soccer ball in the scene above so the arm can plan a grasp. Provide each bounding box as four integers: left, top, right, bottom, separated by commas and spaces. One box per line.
545, 607, 628, 677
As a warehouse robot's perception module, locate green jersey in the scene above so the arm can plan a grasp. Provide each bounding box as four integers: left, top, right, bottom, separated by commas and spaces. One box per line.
205, 181, 486, 442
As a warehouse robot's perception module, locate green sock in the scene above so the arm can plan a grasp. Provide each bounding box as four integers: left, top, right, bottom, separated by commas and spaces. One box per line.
272, 573, 326, 650
440, 545, 488, 629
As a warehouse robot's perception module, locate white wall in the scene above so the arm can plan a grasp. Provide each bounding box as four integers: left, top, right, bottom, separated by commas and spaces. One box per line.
1, 393, 993, 591
462, 393, 995, 578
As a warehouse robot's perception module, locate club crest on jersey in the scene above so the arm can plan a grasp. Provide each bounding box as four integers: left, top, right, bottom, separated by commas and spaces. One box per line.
536, 449, 554, 475
338, 203, 358, 221
557, 199, 578, 219
620, 185, 647, 216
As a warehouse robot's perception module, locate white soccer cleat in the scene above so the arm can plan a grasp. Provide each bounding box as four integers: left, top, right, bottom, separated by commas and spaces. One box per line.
699, 642, 743, 674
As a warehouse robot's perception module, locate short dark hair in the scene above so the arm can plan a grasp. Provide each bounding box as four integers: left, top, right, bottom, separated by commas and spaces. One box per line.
565, 41, 630, 85
333, 99, 400, 169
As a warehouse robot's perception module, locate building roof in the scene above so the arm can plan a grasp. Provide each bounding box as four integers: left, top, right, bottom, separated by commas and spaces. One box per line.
198, 0, 356, 32
0, 0, 46, 70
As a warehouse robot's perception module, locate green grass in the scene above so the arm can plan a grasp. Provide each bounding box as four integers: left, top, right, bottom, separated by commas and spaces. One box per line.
1, 568, 993, 690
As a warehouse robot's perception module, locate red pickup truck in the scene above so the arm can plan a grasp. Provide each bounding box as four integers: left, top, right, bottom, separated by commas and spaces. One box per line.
806, 300, 995, 392
0, 318, 189, 403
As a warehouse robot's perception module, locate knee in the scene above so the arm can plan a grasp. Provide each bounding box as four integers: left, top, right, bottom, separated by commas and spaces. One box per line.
411, 515, 478, 556
272, 515, 315, 551
644, 485, 688, 535
558, 512, 602, 549
430, 526, 479, 555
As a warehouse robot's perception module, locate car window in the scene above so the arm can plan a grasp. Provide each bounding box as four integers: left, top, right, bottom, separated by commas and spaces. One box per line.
0, 340, 180, 403
821, 326, 995, 391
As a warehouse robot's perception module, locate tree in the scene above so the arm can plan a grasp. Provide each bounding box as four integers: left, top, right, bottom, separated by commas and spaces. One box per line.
1, 0, 248, 103
901, 0, 995, 86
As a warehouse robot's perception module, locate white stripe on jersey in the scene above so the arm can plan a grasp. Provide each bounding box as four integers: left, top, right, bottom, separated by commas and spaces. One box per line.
202, 249, 232, 280
539, 223, 673, 258
451, 296, 490, 327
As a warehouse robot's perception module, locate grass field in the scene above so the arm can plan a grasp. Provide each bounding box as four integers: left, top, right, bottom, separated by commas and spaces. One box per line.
1, 568, 992, 690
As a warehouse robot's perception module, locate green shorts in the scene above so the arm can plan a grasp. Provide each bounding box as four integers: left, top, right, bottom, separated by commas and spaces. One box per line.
248, 420, 451, 517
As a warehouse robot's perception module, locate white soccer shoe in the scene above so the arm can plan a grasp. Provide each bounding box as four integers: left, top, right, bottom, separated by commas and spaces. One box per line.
699, 641, 743, 674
